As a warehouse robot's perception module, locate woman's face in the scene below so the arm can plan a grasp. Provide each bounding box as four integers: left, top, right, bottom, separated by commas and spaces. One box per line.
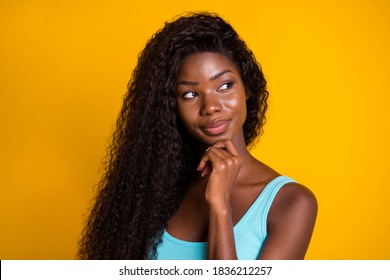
176, 52, 247, 146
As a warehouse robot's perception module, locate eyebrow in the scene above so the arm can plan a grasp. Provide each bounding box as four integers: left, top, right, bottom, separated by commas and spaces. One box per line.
177, 70, 233, 86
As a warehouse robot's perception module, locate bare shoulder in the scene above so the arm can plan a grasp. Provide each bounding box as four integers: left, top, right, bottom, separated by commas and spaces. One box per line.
276, 182, 317, 211
244, 159, 318, 225
268, 181, 318, 230
259, 181, 318, 259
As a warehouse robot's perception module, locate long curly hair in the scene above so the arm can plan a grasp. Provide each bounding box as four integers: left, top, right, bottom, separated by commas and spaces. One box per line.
78, 12, 269, 259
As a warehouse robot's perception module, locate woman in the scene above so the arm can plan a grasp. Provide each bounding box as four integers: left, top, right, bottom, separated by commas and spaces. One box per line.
78, 12, 317, 260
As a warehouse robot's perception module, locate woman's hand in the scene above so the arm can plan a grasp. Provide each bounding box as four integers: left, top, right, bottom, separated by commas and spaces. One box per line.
197, 140, 242, 208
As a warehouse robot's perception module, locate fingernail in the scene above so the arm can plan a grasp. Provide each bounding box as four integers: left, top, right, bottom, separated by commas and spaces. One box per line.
206, 146, 211, 152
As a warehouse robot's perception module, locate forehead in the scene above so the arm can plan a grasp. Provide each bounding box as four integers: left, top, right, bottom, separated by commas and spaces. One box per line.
177, 52, 239, 79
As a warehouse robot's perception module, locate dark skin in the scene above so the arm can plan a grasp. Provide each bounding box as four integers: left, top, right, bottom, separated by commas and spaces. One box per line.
168, 52, 318, 259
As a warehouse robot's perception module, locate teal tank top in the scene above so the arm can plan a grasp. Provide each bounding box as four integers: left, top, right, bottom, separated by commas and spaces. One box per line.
154, 175, 295, 260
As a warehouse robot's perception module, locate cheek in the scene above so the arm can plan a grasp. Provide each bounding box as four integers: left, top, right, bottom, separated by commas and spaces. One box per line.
237, 102, 248, 124
226, 93, 247, 119
177, 102, 186, 119
177, 103, 196, 129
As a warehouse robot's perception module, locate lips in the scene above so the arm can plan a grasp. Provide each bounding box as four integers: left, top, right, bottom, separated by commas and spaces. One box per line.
202, 119, 230, 136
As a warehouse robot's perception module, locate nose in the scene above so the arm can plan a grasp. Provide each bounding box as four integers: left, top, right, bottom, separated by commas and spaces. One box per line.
200, 94, 222, 116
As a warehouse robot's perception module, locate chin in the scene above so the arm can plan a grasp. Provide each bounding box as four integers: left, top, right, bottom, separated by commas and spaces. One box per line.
198, 134, 232, 146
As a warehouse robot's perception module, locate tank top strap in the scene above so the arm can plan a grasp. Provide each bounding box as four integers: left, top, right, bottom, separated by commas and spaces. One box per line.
259, 175, 296, 234
234, 175, 296, 237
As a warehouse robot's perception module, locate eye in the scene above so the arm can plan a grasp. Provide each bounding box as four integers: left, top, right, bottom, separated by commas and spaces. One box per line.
218, 82, 233, 91
182, 91, 197, 99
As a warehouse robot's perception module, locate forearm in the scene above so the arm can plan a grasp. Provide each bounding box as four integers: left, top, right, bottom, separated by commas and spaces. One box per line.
207, 203, 238, 260
199, 140, 242, 260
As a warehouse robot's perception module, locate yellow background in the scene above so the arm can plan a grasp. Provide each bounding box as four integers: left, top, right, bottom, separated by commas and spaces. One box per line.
1, 0, 389, 259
